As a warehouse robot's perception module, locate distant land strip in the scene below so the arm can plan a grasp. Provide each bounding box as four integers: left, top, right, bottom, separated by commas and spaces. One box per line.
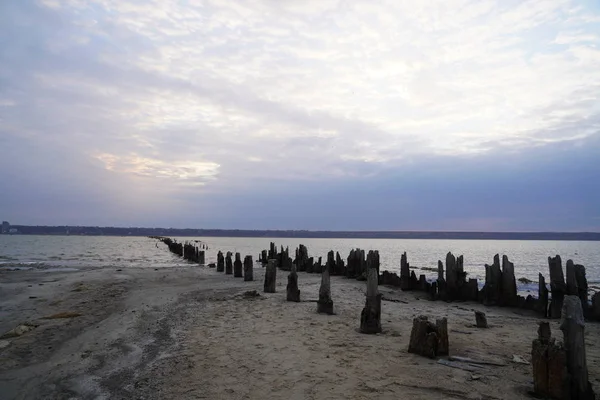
3, 226, 600, 241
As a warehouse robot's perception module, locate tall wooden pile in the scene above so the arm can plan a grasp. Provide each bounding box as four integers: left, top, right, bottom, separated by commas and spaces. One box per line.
243, 255, 253, 281
360, 250, 381, 334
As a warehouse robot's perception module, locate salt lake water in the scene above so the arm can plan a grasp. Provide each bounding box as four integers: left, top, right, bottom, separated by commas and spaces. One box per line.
1, 235, 599, 291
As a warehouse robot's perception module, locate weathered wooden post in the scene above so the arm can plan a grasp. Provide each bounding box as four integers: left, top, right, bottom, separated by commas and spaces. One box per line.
243, 255, 253, 281
317, 251, 334, 314
264, 259, 277, 293
295, 244, 309, 272
400, 251, 412, 290
408, 316, 449, 358
360, 250, 381, 334
287, 263, 300, 302
566, 260, 578, 296
475, 311, 488, 328
499, 255, 517, 306
225, 252, 233, 275
483, 254, 502, 306
573, 264, 589, 317
198, 250, 205, 265
217, 251, 225, 272
260, 250, 268, 265
233, 252, 243, 277
560, 296, 596, 399
536, 273, 549, 318
548, 255, 566, 319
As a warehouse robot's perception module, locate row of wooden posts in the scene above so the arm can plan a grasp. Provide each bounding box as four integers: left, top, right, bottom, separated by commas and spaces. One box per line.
152, 236, 206, 264
154, 237, 596, 400
259, 242, 600, 322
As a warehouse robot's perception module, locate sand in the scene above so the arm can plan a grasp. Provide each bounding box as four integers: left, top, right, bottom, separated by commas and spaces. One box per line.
1, 264, 599, 400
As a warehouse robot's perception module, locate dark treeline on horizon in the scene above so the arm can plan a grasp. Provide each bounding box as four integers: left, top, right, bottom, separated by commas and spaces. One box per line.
3, 225, 600, 241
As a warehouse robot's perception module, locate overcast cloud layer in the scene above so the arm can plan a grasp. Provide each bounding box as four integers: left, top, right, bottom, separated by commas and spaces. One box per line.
1, 0, 599, 231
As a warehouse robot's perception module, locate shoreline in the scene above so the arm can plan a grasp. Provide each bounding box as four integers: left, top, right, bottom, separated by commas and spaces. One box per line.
1, 265, 599, 399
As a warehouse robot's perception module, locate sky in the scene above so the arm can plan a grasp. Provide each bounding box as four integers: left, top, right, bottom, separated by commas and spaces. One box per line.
1, 0, 599, 231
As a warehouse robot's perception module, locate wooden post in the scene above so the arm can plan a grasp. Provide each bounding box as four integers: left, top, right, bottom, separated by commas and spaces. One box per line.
287, 264, 300, 302
483, 254, 502, 306
573, 264, 589, 317
408, 316, 449, 358
264, 259, 277, 293
475, 311, 488, 328
548, 255, 566, 319
501, 255, 517, 306
225, 252, 233, 275
243, 255, 253, 281
400, 252, 411, 290
233, 252, 243, 277
560, 296, 595, 399
317, 252, 334, 314
536, 273, 549, 318
360, 250, 381, 334
217, 251, 225, 273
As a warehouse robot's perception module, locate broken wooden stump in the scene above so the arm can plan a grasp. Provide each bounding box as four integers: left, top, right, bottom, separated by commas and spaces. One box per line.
263, 259, 277, 293
408, 316, 449, 358
560, 295, 595, 400
360, 250, 381, 334
217, 251, 225, 273
295, 244, 310, 272
532, 321, 568, 399
573, 264, 589, 318
536, 273, 549, 318
500, 255, 518, 307
400, 251, 412, 290
260, 250, 268, 265
548, 255, 566, 319
233, 252, 243, 277
474, 311, 488, 328
591, 292, 600, 321
483, 254, 502, 306
243, 255, 253, 281
225, 252, 233, 275
317, 252, 334, 314
286, 264, 300, 302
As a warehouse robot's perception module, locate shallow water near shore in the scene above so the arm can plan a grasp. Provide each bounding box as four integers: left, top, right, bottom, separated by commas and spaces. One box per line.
1, 235, 599, 289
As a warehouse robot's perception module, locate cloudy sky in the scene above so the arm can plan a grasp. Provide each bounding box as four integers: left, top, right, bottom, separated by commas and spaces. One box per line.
1, 0, 599, 231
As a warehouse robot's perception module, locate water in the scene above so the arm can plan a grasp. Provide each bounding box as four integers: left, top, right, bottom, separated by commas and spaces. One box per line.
1, 235, 599, 292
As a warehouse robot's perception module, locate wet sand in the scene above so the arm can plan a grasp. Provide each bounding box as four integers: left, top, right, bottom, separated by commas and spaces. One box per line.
1, 265, 599, 399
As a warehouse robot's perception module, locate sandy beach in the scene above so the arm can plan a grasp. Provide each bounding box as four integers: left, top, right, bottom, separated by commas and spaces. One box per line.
1, 264, 599, 400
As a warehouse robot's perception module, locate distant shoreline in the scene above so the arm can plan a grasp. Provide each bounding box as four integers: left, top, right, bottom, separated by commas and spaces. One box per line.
2, 226, 600, 241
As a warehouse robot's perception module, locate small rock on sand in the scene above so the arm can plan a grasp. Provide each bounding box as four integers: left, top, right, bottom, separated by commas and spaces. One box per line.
0, 323, 38, 339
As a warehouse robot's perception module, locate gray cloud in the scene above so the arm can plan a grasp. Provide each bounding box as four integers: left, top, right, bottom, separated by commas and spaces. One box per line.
1, 0, 599, 230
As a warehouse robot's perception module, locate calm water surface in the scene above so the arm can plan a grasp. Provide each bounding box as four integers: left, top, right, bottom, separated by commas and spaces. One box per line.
1, 236, 599, 290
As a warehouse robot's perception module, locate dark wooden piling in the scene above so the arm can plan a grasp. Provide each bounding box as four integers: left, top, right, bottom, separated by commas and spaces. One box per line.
233, 252, 243, 277
500, 255, 517, 307
573, 264, 589, 317
317, 253, 334, 314
295, 244, 309, 272
360, 250, 381, 334
560, 296, 596, 399
408, 316, 449, 358
483, 254, 502, 306
475, 311, 488, 328
536, 273, 549, 318
243, 255, 253, 281
548, 255, 566, 319
264, 259, 277, 293
217, 251, 225, 272
225, 252, 233, 275
400, 252, 412, 290
287, 264, 300, 302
